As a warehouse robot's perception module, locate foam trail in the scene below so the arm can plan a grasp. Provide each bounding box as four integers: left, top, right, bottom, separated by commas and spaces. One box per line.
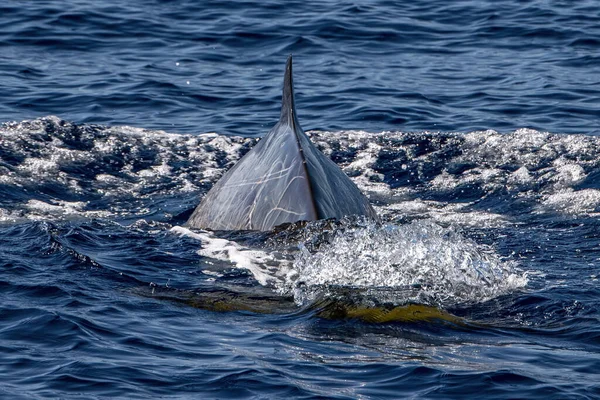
173, 221, 527, 308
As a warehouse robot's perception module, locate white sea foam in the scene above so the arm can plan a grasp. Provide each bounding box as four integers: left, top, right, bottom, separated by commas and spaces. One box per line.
539, 189, 600, 215
0, 208, 22, 224
3, 118, 600, 223
18, 158, 59, 175
170, 226, 291, 286
23, 199, 110, 220
508, 166, 533, 186
550, 160, 586, 189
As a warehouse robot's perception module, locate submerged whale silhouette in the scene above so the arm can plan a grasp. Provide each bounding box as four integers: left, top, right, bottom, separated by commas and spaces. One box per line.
187, 56, 378, 231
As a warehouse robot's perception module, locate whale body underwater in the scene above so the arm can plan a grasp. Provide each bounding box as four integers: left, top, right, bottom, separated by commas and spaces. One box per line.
186, 56, 378, 231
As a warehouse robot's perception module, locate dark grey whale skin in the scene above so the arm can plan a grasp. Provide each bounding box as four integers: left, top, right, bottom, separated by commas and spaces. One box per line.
186, 56, 378, 231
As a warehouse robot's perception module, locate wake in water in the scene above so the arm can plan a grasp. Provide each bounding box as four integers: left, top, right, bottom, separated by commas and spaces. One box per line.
10, 115, 600, 310
172, 218, 527, 309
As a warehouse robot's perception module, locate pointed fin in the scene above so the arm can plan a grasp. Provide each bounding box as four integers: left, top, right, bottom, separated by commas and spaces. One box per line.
187, 56, 377, 231
280, 55, 296, 125
279, 56, 377, 221
186, 57, 317, 231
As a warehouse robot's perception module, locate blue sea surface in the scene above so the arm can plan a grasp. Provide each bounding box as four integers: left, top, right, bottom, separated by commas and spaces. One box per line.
1, 1, 600, 399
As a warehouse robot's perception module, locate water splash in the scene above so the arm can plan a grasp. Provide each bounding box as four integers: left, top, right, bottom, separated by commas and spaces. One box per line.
279, 221, 527, 307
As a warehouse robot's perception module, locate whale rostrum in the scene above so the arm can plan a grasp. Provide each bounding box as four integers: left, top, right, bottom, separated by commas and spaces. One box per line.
186, 56, 378, 231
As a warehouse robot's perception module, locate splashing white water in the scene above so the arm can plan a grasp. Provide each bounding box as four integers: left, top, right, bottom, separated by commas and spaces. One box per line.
279, 221, 527, 307
173, 221, 527, 308
3, 118, 600, 224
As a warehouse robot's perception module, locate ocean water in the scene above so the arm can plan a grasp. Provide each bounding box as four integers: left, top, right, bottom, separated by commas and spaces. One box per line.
1, 1, 600, 399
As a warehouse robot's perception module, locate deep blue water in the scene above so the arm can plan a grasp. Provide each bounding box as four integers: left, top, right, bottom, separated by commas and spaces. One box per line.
2, 0, 599, 135
1, 1, 600, 399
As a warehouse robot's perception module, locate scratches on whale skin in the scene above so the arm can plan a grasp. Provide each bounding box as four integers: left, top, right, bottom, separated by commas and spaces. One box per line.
186, 56, 378, 231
